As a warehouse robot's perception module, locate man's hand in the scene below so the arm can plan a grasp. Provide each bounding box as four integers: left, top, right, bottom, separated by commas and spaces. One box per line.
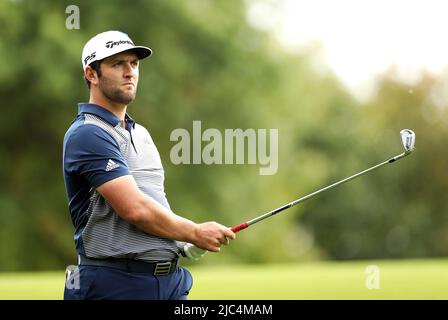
192, 222, 236, 252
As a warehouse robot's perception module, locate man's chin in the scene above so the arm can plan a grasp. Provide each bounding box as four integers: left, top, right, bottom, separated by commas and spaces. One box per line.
120, 97, 135, 105
113, 91, 136, 105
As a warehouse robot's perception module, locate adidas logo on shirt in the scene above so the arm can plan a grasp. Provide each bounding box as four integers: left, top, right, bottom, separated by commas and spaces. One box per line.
105, 159, 120, 172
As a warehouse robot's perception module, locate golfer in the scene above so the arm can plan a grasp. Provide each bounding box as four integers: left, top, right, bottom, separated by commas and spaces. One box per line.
63, 30, 235, 300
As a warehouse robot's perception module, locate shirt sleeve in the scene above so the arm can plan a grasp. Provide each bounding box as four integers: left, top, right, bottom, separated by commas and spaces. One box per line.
64, 124, 130, 188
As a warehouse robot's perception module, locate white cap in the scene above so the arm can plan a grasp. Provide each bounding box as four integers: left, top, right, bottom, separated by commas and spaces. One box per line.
81, 31, 152, 71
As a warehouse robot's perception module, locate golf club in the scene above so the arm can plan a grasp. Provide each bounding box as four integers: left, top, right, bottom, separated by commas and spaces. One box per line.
183, 129, 416, 260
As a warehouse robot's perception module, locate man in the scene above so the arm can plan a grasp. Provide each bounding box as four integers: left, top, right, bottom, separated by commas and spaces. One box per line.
63, 31, 235, 300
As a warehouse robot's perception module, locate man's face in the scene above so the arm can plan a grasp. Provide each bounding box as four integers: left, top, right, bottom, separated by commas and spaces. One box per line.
97, 51, 139, 105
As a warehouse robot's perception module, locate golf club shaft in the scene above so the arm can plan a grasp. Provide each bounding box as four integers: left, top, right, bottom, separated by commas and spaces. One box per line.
184, 129, 415, 260
231, 151, 409, 233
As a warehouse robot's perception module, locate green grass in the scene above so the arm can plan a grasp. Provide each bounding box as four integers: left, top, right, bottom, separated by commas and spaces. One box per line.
1, 259, 448, 299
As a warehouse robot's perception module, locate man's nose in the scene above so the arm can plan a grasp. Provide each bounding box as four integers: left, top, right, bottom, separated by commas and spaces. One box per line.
123, 63, 137, 77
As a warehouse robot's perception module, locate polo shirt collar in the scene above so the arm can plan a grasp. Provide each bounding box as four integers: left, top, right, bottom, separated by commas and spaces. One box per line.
78, 103, 135, 129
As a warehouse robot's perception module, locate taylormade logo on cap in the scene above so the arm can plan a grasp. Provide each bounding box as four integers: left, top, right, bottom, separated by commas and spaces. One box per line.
105, 40, 134, 49
81, 30, 152, 71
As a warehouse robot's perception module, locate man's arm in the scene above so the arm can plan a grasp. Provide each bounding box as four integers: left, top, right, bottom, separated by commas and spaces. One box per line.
97, 175, 235, 252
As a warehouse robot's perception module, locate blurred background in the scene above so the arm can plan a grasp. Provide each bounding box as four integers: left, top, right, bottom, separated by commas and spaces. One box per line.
0, 0, 447, 273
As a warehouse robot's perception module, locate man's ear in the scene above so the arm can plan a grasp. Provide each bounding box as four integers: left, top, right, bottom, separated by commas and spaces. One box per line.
85, 66, 98, 86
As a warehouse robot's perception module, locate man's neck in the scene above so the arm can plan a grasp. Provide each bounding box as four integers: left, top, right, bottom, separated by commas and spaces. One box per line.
89, 92, 127, 121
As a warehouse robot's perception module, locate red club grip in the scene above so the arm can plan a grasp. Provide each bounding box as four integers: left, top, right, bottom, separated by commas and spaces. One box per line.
231, 222, 249, 233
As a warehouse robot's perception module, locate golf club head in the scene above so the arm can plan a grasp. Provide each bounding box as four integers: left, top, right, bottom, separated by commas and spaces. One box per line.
400, 129, 415, 154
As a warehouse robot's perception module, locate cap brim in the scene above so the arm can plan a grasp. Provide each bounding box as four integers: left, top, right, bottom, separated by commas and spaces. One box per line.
129, 46, 152, 60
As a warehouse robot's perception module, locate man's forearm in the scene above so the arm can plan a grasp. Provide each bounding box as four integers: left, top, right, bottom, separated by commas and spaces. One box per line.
128, 192, 199, 244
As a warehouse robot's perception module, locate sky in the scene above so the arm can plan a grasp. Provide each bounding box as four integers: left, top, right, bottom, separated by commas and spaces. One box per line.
246, 0, 448, 100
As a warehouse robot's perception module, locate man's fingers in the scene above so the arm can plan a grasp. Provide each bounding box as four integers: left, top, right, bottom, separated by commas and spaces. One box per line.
224, 228, 236, 239
219, 236, 230, 245
208, 244, 220, 252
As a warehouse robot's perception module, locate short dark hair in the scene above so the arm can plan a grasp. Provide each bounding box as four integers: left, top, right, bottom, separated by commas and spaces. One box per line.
84, 60, 103, 89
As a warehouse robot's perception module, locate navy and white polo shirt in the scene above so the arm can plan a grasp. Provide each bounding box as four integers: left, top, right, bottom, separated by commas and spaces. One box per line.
63, 103, 179, 262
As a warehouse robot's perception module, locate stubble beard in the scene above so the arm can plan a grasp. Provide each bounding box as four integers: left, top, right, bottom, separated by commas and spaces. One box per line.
99, 76, 137, 106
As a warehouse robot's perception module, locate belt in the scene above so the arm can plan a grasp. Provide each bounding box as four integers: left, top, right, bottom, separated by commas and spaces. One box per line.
78, 255, 179, 276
